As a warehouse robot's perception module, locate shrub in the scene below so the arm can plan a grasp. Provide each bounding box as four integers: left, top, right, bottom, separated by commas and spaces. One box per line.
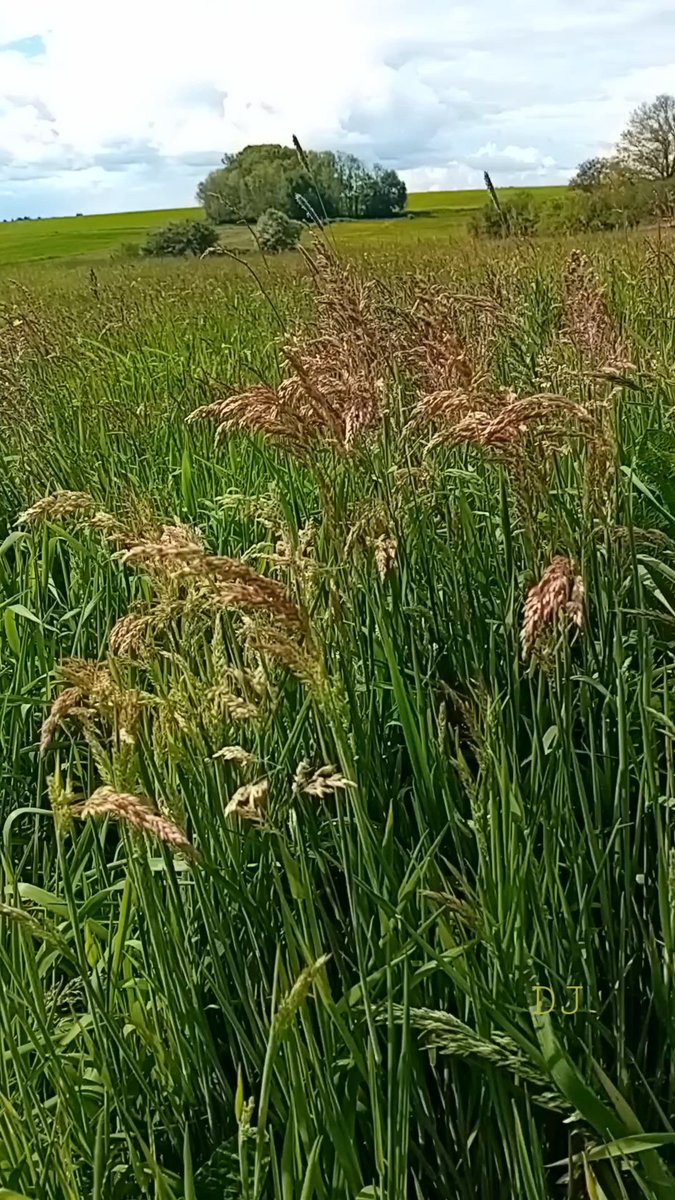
111, 241, 143, 262
142, 219, 219, 258
540, 182, 653, 234
469, 192, 537, 239
255, 208, 302, 253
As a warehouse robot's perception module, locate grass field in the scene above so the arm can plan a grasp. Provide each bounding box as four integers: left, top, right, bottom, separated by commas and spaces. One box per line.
0, 186, 568, 265
3, 225, 675, 1198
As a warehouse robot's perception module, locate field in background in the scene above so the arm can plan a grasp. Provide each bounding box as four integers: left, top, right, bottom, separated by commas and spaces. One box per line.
3, 233, 675, 1198
0, 185, 568, 265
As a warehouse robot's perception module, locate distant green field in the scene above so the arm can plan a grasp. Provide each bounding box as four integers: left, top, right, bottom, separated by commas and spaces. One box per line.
406, 186, 565, 212
0, 207, 199, 266
0, 186, 568, 267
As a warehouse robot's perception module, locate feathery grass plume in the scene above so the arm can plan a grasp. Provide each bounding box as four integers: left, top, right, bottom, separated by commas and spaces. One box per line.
119, 540, 304, 629
521, 556, 585, 659
213, 745, 255, 765
292, 762, 355, 799
78, 785, 195, 856
561, 249, 628, 369
189, 239, 392, 454
108, 612, 151, 659
241, 617, 323, 693
389, 1006, 574, 1117
59, 657, 143, 733
408, 387, 479, 434
373, 534, 398, 580
428, 392, 596, 456
398, 287, 487, 399
40, 686, 85, 754
224, 779, 268, 822
18, 489, 95, 525
273, 954, 330, 1038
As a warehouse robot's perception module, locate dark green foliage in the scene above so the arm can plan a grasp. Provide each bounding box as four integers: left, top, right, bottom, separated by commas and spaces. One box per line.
142, 219, 219, 258
197, 144, 406, 224
255, 208, 302, 252
567, 156, 639, 192
469, 191, 537, 238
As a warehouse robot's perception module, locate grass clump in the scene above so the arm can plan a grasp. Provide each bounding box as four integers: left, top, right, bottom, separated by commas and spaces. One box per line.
2, 229, 675, 1198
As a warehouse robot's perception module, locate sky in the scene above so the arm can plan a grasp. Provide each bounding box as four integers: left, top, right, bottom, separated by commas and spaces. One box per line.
0, 0, 673, 219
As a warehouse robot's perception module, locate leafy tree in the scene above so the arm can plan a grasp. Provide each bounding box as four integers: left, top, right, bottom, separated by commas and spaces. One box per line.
255, 208, 302, 253
197, 145, 406, 224
142, 220, 218, 257
619, 93, 675, 179
569, 157, 614, 190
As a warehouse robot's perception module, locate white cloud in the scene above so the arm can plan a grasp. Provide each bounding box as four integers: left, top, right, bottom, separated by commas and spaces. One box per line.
0, 0, 673, 216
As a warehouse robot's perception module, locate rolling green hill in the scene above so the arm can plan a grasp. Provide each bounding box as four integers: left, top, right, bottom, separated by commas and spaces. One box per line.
0, 186, 568, 266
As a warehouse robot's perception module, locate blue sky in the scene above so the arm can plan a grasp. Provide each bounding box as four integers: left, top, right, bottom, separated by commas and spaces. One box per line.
0, 0, 673, 219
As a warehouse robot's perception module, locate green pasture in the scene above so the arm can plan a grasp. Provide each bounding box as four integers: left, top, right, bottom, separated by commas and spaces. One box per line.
0, 185, 569, 266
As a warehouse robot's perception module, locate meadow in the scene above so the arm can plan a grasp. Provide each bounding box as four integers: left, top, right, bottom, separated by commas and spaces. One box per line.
2, 222, 675, 1199
0, 185, 567, 265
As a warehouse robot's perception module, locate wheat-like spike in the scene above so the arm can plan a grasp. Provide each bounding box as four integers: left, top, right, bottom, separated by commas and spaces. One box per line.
40, 687, 85, 754
386, 1006, 575, 1117
224, 778, 268, 822
273, 954, 331, 1038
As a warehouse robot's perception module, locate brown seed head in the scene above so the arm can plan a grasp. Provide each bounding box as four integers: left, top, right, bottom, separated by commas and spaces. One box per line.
225, 778, 269, 822
79, 786, 195, 856
19, 491, 95, 525
521, 556, 585, 658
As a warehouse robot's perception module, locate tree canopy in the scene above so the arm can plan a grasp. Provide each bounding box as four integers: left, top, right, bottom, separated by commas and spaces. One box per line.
619, 94, 675, 180
197, 145, 407, 225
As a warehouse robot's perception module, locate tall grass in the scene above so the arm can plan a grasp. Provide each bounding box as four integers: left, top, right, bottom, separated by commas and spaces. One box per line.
2, 233, 675, 1199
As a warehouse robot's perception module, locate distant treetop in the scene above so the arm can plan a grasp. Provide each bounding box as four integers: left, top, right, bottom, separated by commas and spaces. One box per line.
570, 93, 675, 188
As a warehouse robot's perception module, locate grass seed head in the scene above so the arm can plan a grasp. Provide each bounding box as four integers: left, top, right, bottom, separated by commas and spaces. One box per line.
224, 778, 269, 821
79, 786, 195, 856
521, 556, 585, 658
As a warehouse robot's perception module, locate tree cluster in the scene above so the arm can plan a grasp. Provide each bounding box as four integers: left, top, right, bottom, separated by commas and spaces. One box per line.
197, 145, 407, 225
569, 94, 675, 190
472, 94, 675, 240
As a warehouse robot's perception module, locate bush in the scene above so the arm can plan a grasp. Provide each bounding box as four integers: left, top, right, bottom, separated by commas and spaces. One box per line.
540, 182, 653, 235
469, 192, 537, 239
255, 208, 302, 253
110, 241, 143, 262
142, 220, 219, 258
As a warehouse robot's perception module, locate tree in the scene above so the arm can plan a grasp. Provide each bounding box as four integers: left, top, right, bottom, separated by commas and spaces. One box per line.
255, 209, 302, 253
569, 157, 615, 190
197, 145, 406, 224
142, 219, 218, 257
619, 94, 675, 179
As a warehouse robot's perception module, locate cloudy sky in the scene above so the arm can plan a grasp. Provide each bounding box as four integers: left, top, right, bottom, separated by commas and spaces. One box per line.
0, 0, 673, 218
